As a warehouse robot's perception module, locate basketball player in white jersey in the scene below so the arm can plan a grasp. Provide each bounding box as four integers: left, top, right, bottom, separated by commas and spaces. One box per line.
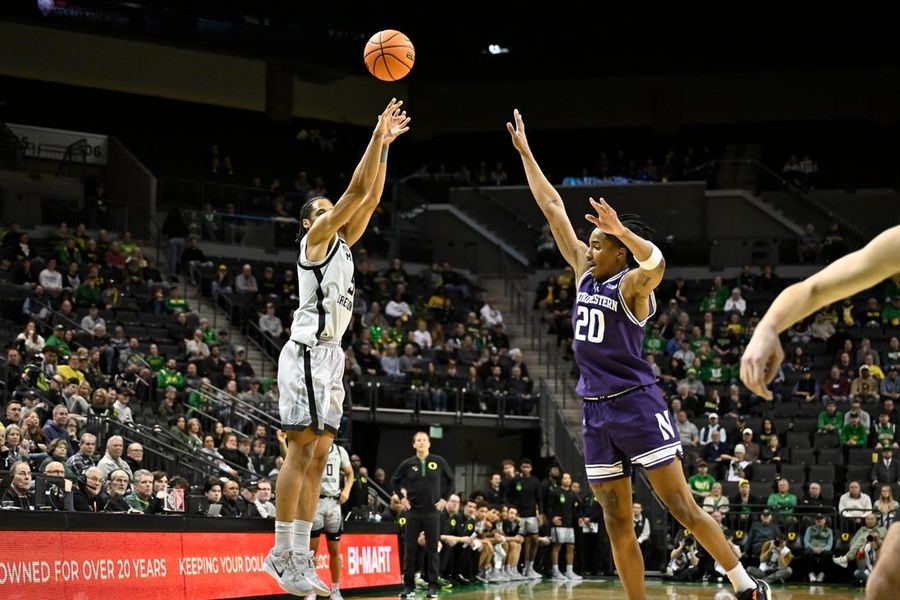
304, 442, 353, 600
265, 98, 411, 596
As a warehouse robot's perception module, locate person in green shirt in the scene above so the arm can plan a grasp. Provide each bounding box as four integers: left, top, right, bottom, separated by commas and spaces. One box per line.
59, 238, 82, 266
74, 276, 102, 307
145, 343, 165, 373
713, 275, 730, 309
699, 289, 721, 313
643, 326, 666, 355
767, 478, 798, 528
840, 413, 868, 447
802, 514, 833, 582
700, 356, 728, 384
164, 286, 190, 314
873, 412, 897, 449
687, 462, 716, 501
817, 400, 843, 433
157, 358, 185, 390
44, 324, 72, 359
119, 231, 137, 258
883, 296, 900, 326
198, 317, 218, 345
125, 470, 157, 513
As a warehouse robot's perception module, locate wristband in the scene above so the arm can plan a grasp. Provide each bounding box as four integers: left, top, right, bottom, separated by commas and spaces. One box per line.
637, 243, 663, 270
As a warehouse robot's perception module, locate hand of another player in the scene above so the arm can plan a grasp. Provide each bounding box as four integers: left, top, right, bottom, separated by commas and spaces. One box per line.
506, 109, 531, 155
740, 323, 783, 400
435, 498, 447, 511
585, 197, 626, 237
383, 106, 411, 146
338, 491, 349, 505
374, 98, 404, 139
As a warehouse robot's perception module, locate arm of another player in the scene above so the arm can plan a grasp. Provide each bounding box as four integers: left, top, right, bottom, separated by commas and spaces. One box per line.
306, 98, 401, 249
742, 225, 900, 398
507, 109, 588, 275
338, 463, 355, 505
340, 110, 411, 247
586, 197, 665, 296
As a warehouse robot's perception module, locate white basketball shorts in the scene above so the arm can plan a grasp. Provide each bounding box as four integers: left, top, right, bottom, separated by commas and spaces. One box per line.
278, 339, 344, 435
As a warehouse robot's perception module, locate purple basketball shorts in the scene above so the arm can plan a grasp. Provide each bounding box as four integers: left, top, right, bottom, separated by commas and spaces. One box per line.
582, 384, 682, 482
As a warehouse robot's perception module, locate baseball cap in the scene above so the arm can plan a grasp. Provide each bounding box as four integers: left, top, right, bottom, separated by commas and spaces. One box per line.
761, 509, 772, 516
738, 479, 749, 486
734, 444, 746, 454
709, 413, 719, 420
742, 428, 753, 435
687, 368, 697, 375
53, 324, 64, 330
240, 478, 259, 489
815, 513, 826, 520
218, 264, 228, 271
697, 461, 708, 468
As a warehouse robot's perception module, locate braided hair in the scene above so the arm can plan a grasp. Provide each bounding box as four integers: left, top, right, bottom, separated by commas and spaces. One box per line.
295, 196, 328, 244
606, 214, 655, 264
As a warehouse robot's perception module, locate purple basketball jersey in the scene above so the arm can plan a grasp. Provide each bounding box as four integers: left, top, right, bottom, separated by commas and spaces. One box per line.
572, 268, 657, 397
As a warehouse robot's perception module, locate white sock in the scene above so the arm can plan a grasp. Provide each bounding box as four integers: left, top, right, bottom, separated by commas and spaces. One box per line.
292, 520, 312, 553
274, 521, 293, 554
332, 582, 339, 591
726, 563, 756, 593
566, 565, 575, 575
525, 560, 534, 572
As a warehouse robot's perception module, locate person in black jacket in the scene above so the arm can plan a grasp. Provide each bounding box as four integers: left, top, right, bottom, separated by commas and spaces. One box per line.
1, 461, 34, 510
504, 459, 542, 578
390, 431, 453, 598
219, 478, 245, 517
73, 467, 105, 512
546, 473, 583, 580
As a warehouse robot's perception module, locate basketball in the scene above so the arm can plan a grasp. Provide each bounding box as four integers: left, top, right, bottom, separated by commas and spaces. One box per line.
364, 29, 415, 81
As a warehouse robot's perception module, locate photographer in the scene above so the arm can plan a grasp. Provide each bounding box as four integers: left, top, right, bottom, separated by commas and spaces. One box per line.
834, 512, 887, 568
666, 534, 700, 580
853, 530, 881, 586
748, 534, 793, 584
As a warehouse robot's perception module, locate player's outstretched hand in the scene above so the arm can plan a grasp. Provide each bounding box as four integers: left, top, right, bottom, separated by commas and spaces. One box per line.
374, 98, 404, 138
740, 323, 783, 400
384, 105, 411, 146
506, 109, 531, 155
585, 197, 626, 237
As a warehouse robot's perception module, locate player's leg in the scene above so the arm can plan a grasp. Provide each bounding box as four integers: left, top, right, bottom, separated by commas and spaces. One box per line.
550, 538, 564, 579
646, 459, 760, 596
591, 477, 646, 599
564, 539, 581, 580
326, 538, 342, 597
866, 522, 900, 600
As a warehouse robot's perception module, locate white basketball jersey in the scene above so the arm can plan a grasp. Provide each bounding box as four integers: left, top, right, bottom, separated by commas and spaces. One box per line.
290, 234, 354, 347
321, 443, 351, 497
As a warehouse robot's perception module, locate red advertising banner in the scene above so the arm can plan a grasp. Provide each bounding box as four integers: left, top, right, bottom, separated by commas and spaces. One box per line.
0, 530, 400, 599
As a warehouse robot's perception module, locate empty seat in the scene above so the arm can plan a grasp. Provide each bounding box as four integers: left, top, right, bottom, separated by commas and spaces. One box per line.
819, 482, 835, 502
751, 463, 778, 483
787, 432, 812, 448
780, 464, 806, 483
788, 482, 805, 499
817, 447, 844, 466
808, 464, 835, 484
848, 448, 876, 465
799, 402, 823, 418
815, 431, 841, 448
773, 403, 798, 418
845, 465, 871, 485
792, 417, 816, 433
790, 448, 816, 465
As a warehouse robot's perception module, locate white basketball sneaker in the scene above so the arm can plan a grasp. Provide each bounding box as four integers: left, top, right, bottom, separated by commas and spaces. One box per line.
264, 549, 313, 596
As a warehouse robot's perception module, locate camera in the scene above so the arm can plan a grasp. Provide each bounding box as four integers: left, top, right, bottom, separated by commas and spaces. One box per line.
683, 537, 695, 547
867, 534, 876, 542
774, 539, 783, 547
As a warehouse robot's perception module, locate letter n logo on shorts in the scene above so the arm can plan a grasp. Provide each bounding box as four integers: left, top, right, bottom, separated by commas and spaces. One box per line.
655, 411, 675, 441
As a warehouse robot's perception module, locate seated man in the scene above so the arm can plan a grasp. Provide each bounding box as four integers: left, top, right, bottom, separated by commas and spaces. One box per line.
2, 461, 34, 510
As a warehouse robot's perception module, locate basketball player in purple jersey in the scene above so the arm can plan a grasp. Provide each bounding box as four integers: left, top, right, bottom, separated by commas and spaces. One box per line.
508, 108, 769, 600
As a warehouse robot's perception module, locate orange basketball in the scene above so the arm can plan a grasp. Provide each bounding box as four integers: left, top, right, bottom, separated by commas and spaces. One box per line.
364, 30, 415, 81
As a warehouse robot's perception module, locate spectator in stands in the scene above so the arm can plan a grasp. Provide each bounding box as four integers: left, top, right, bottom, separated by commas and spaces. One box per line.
14, 321, 45, 359
881, 365, 900, 402
703, 482, 730, 515
259, 303, 284, 339
873, 412, 897, 450
872, 485, 898, 528
103, 469, 131, 512
479, 298, 503, 328
801, 482, 829, 512
67, 432, 97, 477
744, 509, 780, 557
701, 429, 731, 475
40, 440, 77, 481
41, 404, 70, 448
126, 469, 162, 514
760, 436, 785, 465
699, 413, 727, 445
385, 286, 413, 321
841, 411, 869, 450
872, 447, 900, 488
234, 264, 258, 295
219, 479, 244, 517
839, 481, 873, 521
802, 514, 833, 583
38, 257, 64, 295
792, 367, 820, 402
122, 442, 143, 474
688, 461, 715, 500
767, 478, 798, 528
883, 296, 900, 326
833, 512, 885, 568
724, 288, 747, 316
96, 435, 132, 480
2, 461, 34, 509
109, 388, 134, 425
73, 466, 104, 512
256, 478, 276, 518
740, 429, 760, 463
723, 445, 750, 482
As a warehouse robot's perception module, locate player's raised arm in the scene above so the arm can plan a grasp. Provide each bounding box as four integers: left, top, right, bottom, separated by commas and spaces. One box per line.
507, 109, 588, 275
585, 197, 665, 297
741, 225, 900, 398
306, 98, 402, 249
340, 108, 411, 247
